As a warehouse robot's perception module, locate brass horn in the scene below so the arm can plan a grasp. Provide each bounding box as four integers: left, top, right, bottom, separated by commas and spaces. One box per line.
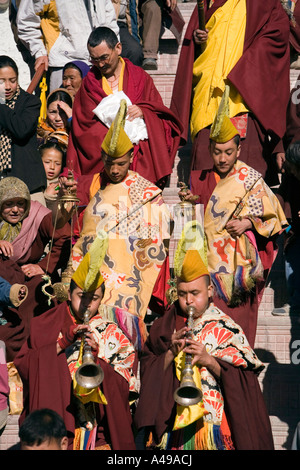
75, 309, 104, 390
174, 306, 203, 406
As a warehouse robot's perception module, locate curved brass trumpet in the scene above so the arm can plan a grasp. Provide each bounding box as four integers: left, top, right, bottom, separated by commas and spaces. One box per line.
75, 309, 104, 390
174, 306, 203, 406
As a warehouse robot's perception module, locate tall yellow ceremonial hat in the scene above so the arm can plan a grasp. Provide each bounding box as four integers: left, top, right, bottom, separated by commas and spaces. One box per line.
210, 85, 239, 144
180, 249, 209, 282
72, 230, 108, 292
101, 99, 133, 158
174, 220, 209, 282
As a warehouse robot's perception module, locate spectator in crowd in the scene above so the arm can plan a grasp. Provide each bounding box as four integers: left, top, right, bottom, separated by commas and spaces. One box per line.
10, 408, 69, 450
37, 88, 73, 151
61, 61, 90, 98
66, 26, 183, 188
0, 55, 46, 203
134, 221, 274, 450
39, 141, 66, 211
170, 0, 291, 187
140, 0, 181, 70
0, 177, 71, 362
273, 140, 300, 316
16, 0, 119, 91
112, 0, 144, 66
15, 239, 138, 450
178, 88, 288, 348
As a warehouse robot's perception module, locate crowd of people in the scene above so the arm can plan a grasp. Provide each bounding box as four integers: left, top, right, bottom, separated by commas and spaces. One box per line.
0, 0, 299, 452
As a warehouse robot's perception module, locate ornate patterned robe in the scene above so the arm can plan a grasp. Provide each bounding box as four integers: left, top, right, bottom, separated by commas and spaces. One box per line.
72, 171, 172, 349
204, 160, 288, 306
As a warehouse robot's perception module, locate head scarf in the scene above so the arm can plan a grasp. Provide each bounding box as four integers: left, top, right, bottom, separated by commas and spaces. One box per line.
0, 177, 31, 242
62, 61, 90, 79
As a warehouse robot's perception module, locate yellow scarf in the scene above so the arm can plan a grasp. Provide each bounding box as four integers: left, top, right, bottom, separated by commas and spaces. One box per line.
0, 221, 22, 243
102, 57, 125, 95
173, 351, 207, 430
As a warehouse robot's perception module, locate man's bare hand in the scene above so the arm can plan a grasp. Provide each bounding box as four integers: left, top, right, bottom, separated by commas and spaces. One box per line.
193, 28, 208, 45
184, 338, 221, 378
275, 152, 286, 173
226, 218, 252, 238
35, 55, 48, 72
127, 105, 143, 121
166, 0, 177, 11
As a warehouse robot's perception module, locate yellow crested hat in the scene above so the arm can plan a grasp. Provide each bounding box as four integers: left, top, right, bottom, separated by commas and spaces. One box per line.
180, 249, 209, 282
174, 220, 209, 282
210, 85, 239, 144
72, 230, 108, 292
101, 99, 133, 158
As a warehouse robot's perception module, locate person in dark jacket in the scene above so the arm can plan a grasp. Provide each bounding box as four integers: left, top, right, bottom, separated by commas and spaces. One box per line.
0, 55, 46, 202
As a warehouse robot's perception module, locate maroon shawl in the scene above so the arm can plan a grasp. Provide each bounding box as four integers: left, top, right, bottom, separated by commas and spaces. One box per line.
14, 302, 136, 450
67, 59, 183, 188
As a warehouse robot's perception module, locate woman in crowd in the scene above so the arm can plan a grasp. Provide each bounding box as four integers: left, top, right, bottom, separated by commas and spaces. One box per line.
0, 55, 46, 201
0, 177, 71, 362
62, 61, 90, 98
37, 88, 73, 151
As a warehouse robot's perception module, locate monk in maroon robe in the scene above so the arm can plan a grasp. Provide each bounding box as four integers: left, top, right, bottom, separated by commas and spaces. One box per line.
134, 248, 274, 450
170, 0, 291, 187
66, 28, 183, 189
15, 301, 137, 450
14, 249, 138, 452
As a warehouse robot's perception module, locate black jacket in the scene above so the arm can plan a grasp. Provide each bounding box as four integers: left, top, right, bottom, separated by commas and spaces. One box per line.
0, 88, 46, 192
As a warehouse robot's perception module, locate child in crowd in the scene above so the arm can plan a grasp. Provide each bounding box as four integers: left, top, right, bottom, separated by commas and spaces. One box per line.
40, 141, 66, 210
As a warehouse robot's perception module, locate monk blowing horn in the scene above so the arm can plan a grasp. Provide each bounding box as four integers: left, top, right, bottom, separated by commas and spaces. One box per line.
174, 306, 203, 406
